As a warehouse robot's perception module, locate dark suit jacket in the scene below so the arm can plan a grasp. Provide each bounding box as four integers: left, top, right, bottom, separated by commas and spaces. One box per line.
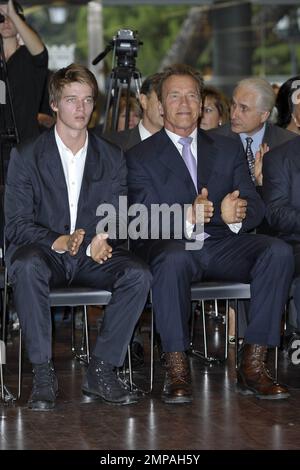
126, 128, 265, 242
262, 136, 300, 243
214, 121, 296, 150
4, 128, 127, 264
103, 126, 141, 152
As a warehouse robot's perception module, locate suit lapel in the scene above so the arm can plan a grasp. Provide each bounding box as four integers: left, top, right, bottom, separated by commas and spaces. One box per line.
76, 134, 103, 222
197, 129, 219, 188
156, 129, 197, 198
43, 129, 68, 193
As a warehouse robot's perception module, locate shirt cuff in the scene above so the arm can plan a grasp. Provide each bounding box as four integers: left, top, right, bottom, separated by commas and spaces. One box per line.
228, 222, 242, 233
186, 220, 194, 239
51, 244, 66, 254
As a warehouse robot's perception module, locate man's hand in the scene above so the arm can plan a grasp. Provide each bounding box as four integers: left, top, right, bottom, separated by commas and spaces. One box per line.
90, 233, 113, 264
221, 190, 247, 224
187, 187, 214, 225
67, 229, 85, 256
254, 143, 269, 186
52, 228, 85, 255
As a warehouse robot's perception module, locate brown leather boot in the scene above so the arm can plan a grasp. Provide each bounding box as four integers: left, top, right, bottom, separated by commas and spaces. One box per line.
161, 352, 192, 404
237, 344, 289, 400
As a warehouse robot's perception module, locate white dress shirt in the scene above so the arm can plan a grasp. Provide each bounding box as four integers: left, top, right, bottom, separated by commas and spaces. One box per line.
138, 120, 152, 141
55, 127, 88, 234
52, 128, 88, 254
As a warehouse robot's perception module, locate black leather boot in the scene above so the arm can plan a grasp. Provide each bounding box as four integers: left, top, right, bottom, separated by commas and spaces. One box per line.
28, 361, 58, 411
82, 356, 138, 405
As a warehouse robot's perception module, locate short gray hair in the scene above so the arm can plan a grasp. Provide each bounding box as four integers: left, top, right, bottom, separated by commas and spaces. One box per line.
234, 77, 275, 113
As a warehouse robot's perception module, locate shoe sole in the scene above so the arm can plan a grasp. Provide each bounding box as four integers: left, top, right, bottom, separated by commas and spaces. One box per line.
161, 395, 193, 404
82, 388, 138, 405
237, 385, 290, 400
28, 401, 56, 411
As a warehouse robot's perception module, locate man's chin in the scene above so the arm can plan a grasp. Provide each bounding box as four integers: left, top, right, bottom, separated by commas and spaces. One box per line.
231, 124, 241, 134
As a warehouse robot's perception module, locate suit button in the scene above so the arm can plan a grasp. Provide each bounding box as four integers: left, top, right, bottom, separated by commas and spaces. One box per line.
64, 225, 70, 232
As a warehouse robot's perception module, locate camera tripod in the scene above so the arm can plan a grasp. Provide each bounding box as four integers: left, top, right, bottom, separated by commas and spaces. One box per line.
92, 29, 143, 133
102, 65, 142, 133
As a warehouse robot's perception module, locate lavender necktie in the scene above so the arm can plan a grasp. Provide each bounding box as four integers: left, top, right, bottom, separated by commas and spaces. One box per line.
178, 136, 198, 191
245, 137, 256, 183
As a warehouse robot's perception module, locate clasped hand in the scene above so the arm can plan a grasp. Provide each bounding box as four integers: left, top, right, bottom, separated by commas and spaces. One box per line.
187, 187, 214, 225
221, 190, 247, 224
90, 233, 113, 264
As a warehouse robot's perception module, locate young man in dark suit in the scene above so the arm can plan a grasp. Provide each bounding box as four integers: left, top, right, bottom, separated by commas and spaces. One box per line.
127, 64, 294, 404
4, 64, 152, 411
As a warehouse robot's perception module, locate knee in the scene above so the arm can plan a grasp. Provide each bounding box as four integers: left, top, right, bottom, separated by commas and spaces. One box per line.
268, 239, 294, 272
10, 247, 49, 280
126, 261, 152, 290
154, 244, 192, 272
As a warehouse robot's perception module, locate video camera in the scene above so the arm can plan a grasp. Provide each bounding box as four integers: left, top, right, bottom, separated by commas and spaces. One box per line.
114, 29, 140, 68
92, 29, 142, 68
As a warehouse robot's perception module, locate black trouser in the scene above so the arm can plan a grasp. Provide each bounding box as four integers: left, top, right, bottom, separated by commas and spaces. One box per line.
286, 242, 300, 332
8, 244, 152, 366
135, 234, 294, 352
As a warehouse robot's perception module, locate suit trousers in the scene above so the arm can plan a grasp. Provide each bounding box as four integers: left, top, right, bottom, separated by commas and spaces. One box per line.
8, 244, 152, 366
135, 233, 294, 352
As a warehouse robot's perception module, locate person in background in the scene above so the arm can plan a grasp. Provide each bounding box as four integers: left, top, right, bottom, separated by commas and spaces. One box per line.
106, 72, 163, 151
200, 85, 230, 131
214, 77, 296, 187
276, 76, 300, 136
0, 0, 48, 145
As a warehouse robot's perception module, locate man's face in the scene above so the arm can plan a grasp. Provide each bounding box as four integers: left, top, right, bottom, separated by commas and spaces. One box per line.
230, 85, 270, 136
140, 90, 163, 130
159, 74, 201, 135
0, 4, 17, 38
51, 82, 94, 132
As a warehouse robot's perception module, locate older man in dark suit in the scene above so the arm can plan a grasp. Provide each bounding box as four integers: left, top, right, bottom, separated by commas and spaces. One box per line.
4, 64, 152, 411
214, 77, 296, 186
127, 64, 294, 404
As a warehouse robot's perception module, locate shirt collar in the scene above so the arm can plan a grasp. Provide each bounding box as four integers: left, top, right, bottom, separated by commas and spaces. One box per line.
165, 127, 198, 146
54, 126, 89, 156
240, 123, 266, 151
138, 121, 152, 140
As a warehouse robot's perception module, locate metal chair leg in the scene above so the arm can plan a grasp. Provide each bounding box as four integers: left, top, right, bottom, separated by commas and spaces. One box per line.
83, 306, 90, 364
234, 299, 239, 369
274, 346, 278, 384
18, 328, 22, 399
224, 300, 228, 361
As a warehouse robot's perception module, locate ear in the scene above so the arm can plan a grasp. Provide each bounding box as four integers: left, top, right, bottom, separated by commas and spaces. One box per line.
260, 110, 270, 123
50, 101, 58, 113
139, 93, 147, 111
